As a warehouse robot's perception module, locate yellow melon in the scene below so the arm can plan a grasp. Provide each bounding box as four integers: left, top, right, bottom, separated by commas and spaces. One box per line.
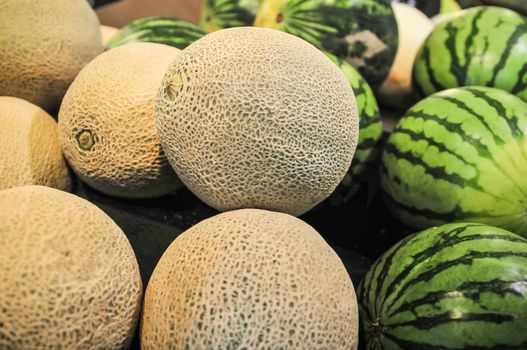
141, 209, 358, 349
378, 3, 434, 108
156, 27, 359, 216
100, 24, 120, 46
0, 185, 142, 349
0, 96, 71, 191
0, 0, 103, 113
59, 42, 182, 198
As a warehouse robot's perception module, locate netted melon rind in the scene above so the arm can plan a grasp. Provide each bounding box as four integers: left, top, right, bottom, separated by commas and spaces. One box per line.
0, 96, 71, 191
156, 27, 359, 216
0, 0, 103, 113
59, 42, 182, 198
0, 185, 142, 349
141, 208, 359, 349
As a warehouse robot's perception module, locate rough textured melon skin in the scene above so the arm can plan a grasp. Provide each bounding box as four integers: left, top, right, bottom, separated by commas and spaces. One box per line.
0, 96, 71, 191
0, 0, 103, 113
0, 185, 142, 349
59, 42, 182, 198
156, 27, 359, 216
378, 3, 433, 109
141, 209, 358, 349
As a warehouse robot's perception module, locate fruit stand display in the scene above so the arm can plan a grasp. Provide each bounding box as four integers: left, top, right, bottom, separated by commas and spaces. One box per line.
1, 0, 527, 349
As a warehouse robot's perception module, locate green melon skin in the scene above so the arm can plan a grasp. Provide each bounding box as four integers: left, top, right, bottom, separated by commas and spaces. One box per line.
325, 53, 383, 205
413, 6, 527, 102
358, 222, 527, 350
479, 0, 527, 16
200, 0, 262, 32
381, 86, 527, 236
105, 17, 206, 50
254, 0, 398, 87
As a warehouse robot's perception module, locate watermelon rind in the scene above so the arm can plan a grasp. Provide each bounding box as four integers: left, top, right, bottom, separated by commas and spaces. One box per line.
413, 6, 527, 102
105, 17, 207, 50
358, 222, 527, 350
381, 86, 527, 236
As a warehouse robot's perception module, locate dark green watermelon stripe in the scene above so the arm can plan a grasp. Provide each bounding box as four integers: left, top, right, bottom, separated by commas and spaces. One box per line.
402, 111, 494, 158
437, 96, 505, 145
488, 23, 527, 87
464, 87, 527, 180
511, 62, 527, 95
444, 21, 465, 86
359, 114, 381, 129
399, 111, 527, 197
393, 127, 479, 171
421, 45, 445, 92
361, 231, 424, 320
361, 225, 481, 321
380, 225, 513, 314
383, 330, 527, 350
464, 88, 521, 138
383, 190, 525, 227
388, 311, 514, 330
383, 250, 527, 315
357, 137, 379, 150
387, 278, 526, 319
384, 142, 490, 194
462, 9, 485, 82
393, 122, 527, 201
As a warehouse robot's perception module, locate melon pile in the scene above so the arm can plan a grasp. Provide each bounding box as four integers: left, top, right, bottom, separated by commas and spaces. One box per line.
1, 0, 527, 349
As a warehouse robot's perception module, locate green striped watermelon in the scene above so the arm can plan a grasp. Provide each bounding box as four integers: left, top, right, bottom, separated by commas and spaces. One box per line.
358, 222, 527, 349
413, 6, 527, 102
254, 0, 399, 87
381, 86, 527, 236
200, 0, 262, 32
105, 17, 206, 50
325, 53, 383, 204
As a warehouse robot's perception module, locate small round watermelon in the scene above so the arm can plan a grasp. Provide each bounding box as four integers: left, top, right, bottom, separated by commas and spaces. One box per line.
413, 6, 527, 102
105, 17, 206, 50
358, 222, 527, 349
200, 0, 262, 32
325, 53, 383, 205
381, 86, 527, 236
254, 0, 399, 87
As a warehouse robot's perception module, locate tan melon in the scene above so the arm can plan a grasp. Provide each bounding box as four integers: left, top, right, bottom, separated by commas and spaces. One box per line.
100, 24, 120, 46
0, 96, 71, 191
156, 27, 359, 216
59, 42, 182, 198
141, 208, 359, 349
0, 185, 142, 349
0, 0, 103, 113
378, 3, 434, 108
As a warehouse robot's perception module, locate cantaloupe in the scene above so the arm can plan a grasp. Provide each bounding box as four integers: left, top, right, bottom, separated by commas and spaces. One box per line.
156, 27, 359, 216
59, 42, 182, 198
100, 24, 120, 45
0, 185, 142, 349
0, 96, 71, 191
141, 209, 359, 349
0, 0, 103, 113
377, 3, 434, 109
